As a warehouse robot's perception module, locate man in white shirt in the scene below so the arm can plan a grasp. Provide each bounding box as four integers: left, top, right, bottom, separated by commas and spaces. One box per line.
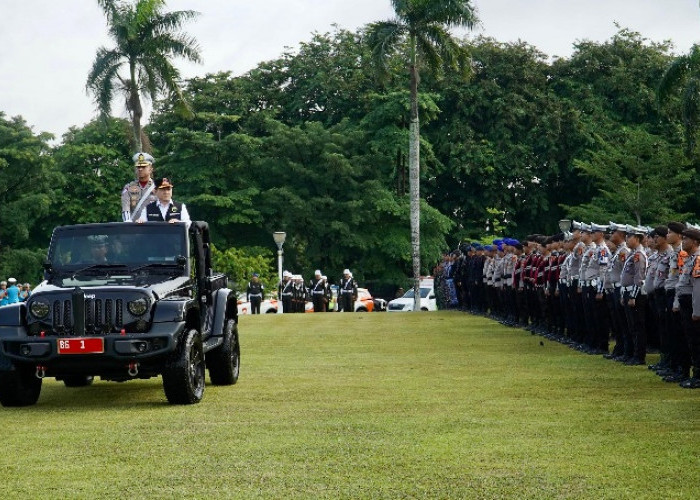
137, 177, 190, 223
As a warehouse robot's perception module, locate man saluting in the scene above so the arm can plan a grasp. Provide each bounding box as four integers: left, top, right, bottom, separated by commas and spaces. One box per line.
137, 177, 191, 223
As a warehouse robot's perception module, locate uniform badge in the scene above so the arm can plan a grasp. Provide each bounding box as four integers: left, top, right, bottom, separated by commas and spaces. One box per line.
171, 206, 179, 213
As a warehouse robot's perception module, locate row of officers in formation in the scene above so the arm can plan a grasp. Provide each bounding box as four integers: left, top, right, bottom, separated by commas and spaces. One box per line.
245, 269, 358, 314
447, 221, 700, 390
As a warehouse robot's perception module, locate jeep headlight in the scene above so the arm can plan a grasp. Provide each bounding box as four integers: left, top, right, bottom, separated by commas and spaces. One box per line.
30, 300, 50, 319
127, 298, 149, 316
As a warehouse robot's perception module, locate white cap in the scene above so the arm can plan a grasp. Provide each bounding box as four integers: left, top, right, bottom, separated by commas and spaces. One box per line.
283, 270, 292, 278
8, 278, 16, 284
321, 275, 327, 280
343, 269, 350, 275
315, 270, 321, 276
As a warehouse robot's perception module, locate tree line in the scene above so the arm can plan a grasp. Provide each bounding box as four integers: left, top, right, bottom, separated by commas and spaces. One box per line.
0, 27, 696, 292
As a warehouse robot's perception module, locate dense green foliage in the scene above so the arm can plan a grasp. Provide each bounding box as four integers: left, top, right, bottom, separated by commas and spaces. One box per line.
1, 27, 698, 288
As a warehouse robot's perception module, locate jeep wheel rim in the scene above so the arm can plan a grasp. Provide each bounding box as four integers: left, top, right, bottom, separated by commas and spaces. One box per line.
189, 343, 205, 396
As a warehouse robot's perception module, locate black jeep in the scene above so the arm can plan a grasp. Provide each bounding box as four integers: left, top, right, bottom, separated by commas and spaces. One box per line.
0, 221, 239, 406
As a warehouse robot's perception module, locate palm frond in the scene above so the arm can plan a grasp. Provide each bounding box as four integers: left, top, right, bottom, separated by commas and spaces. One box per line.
415, 34, 442, 76
95, 0, 119, 23
365, 20, 406, 82
422, 0, 478, 29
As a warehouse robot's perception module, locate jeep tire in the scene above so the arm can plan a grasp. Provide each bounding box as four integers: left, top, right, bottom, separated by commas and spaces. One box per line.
0, 364, 42, 407
207, 318, 240, 385
162, 329, 205, 404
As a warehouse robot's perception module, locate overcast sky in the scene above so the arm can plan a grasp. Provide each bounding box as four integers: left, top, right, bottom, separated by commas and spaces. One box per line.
1, 0, 699, 140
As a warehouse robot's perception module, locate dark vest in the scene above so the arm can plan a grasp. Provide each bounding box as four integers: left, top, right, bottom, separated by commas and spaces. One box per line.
145, 201, 183, 221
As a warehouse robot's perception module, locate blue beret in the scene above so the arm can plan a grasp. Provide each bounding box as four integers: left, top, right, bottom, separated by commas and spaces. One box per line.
492, 239, 503, 245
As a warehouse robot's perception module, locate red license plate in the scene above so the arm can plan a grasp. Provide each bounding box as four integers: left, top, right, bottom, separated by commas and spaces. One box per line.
57, 338, 104, 354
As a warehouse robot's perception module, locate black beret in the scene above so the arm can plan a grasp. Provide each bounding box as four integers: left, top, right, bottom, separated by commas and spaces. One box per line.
668, 222, 685, 234
681, 227, 700, 242
515, 243, 523, 251
653, 226, 668, 238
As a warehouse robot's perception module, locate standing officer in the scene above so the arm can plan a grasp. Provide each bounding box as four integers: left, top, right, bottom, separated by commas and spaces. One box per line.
685, 226, 700, 388
662, 222, 688, 382
339, 269, 358, 312
278, 271, 294, 313
309, 270, 328, 312
122, 152, 157, 222
620, 225, 648, 365
673, 226, 700, 385
138, 177, 191, 222
604, 223, 630, 360
246, 273, 264, 314
651, 226, 673, 373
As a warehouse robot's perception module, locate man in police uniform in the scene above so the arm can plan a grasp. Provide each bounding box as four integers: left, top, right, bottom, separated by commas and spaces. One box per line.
246, 273, 264, 314
122, 152, 158, 222
309, 270, 330, 312
619, 225, 649, 365
339, 269, 358, 313
138, 177, 191, 222
278, 271, 293, 313
662, 222, 689, 382
685, 226, 700, 388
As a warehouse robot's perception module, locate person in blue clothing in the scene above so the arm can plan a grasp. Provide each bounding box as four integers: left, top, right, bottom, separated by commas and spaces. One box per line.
5, 278, 20, 304
0, 281, 7, 306
19, 283, 32, 301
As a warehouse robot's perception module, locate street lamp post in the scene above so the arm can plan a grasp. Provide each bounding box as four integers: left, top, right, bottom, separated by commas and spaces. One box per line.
273, 232, 286, 314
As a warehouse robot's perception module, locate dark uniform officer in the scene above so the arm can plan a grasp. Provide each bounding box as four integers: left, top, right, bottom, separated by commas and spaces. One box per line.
309, 270, 329, 312
339, 269, 358, 313
278, 271, 293, 313
246, 273, 264, 314
122, 152, 157, 222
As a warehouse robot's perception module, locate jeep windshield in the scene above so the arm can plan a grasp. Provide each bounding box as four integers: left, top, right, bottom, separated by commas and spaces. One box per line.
47, 223, 188, 287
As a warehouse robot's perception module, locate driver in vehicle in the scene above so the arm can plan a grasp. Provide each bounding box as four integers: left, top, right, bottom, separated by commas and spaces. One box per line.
137, 177, 190, 223
89, 236, 108, 263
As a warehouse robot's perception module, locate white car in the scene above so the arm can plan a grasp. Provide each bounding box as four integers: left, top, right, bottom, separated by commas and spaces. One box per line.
387, 286, 437, 312
237, 293, 279, 315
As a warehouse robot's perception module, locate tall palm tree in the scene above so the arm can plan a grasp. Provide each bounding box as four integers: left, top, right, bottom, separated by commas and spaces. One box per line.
87, 0, 201, 151
366, 0, 477, 311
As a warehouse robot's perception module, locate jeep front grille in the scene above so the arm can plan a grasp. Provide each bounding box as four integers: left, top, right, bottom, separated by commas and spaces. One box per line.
51, 298, 125, 334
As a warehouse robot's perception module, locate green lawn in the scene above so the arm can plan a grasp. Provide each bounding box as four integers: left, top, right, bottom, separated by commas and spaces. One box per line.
0, 312, 697, 499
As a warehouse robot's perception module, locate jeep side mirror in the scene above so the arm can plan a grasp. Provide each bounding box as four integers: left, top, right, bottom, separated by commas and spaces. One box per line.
176, 255, 187, 267
43, 260, 52, 272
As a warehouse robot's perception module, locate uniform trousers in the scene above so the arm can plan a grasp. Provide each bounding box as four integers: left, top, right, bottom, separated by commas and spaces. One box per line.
312, 293, 326, 313
653, 288, 670, 365
665, 290, 688, 374
341, 292, 354, 312
250, 296, 261, 314
282, 295, 292, 313
623, 292, 647, 362
677, 295, 699, 377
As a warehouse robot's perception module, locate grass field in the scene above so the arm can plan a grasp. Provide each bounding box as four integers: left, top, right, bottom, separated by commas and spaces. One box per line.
0, 311, 698, 499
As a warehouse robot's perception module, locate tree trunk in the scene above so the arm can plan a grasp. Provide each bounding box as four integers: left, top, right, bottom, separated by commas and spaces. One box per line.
129, 62, 143, 152
409, 36, 421, 312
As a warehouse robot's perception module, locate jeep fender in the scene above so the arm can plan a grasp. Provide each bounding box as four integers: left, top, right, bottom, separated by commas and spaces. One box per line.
0, 303, 24, 328
151, 299, 190, 323
210, 289, 237, 337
